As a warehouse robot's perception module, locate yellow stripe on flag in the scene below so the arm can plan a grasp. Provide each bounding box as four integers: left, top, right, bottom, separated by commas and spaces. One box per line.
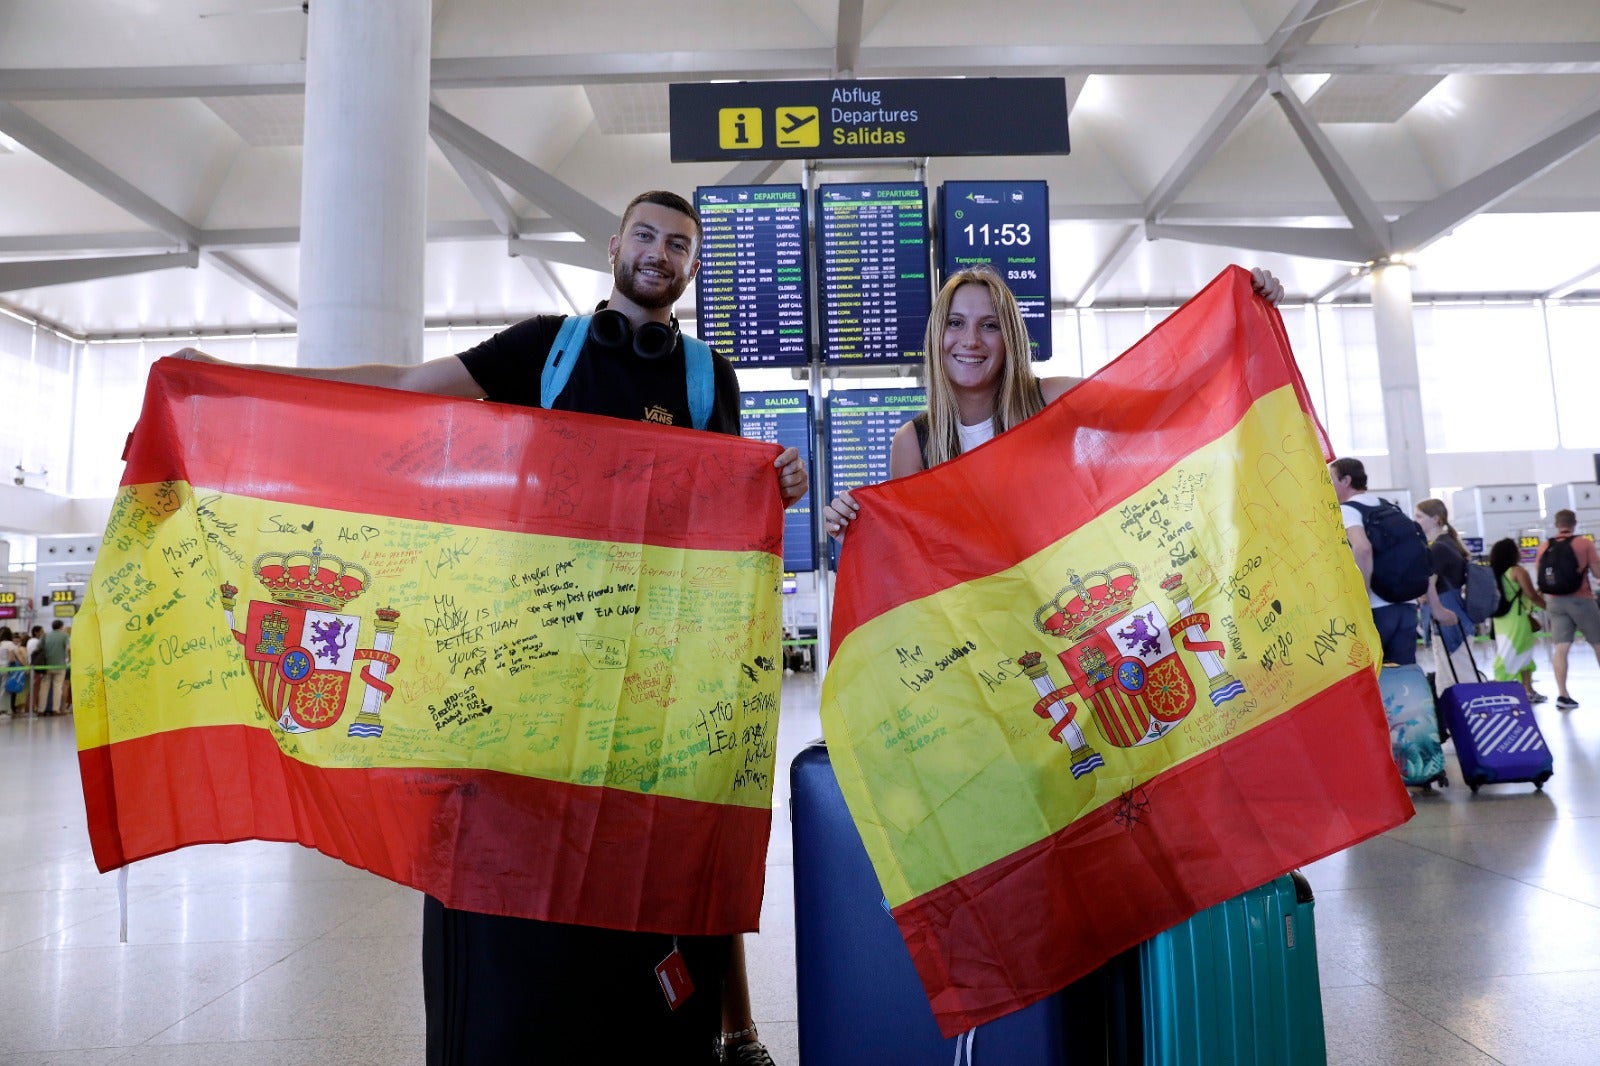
78, 481, 782, 808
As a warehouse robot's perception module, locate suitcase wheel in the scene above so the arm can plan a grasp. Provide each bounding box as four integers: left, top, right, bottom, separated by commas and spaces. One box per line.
1534, 771, 1552, 791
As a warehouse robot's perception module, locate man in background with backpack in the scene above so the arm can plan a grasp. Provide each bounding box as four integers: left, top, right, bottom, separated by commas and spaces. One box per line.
1535, 508, 1600, 709
1330, 458, 1432, 666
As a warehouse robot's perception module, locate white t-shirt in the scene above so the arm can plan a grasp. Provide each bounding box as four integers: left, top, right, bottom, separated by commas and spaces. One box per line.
1340, 492, 1399, 608
26, 637, 40, 661
957, 417, 996, 453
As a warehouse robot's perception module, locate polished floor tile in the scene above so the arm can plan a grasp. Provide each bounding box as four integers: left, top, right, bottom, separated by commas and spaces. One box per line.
3, 639, 1599, 1063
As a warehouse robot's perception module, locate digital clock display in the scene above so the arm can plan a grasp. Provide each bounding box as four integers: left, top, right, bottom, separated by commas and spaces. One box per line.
938, 181, 1052, 361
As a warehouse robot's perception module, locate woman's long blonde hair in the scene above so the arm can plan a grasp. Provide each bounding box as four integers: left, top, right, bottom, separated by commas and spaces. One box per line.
921, 268, 1043, 468
1416, 498, 1470, 558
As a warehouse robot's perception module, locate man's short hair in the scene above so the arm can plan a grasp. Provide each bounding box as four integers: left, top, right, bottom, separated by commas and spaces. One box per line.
619, 190, 702, 251
1330, 457, 1367, 490
51, 620, 64, 630
1555, 508, 1577, 531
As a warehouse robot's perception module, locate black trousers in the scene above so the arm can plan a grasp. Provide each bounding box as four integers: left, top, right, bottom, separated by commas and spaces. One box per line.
423, 896, 731, 1065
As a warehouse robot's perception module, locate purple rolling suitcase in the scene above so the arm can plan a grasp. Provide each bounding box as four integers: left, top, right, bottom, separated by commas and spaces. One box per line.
1435, 624, 1553, 793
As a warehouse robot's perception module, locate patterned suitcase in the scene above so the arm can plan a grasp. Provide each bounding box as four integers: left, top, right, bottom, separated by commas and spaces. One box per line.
791, 741, 1075, 1065
1379, 663, 1448, 788
1437, 681, 1553, 793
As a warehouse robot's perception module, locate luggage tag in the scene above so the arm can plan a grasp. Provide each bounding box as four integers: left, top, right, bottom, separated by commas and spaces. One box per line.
655, 936, 694, 1011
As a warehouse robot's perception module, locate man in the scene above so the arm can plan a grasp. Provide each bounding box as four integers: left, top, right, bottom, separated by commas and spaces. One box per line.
38, 621, 69, 716
1534, 508, 1600, 709
25, 625, 44, 713
181, 190, 803, 1065
1329, 458, 1421, 666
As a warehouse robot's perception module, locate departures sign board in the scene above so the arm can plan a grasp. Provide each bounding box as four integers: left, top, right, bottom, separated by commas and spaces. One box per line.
694, 184, 810, 367
816, 183, 932, 365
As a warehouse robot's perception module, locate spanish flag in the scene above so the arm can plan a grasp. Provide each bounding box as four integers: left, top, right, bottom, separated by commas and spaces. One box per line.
76, 359, 785, 936
823, 266, 1413, 1035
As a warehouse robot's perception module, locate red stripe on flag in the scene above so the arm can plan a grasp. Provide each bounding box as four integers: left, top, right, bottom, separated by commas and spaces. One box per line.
891, 668, 1409, 1036
121, 359, 784, 556
832, 267, 1323, 654
79, 726, 770, 935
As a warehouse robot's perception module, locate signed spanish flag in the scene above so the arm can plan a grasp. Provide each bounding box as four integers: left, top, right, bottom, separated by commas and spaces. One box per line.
823, 266, 1414, 1035
76, 359, 785, 936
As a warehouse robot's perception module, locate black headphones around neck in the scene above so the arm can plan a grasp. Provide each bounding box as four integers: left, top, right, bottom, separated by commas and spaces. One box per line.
588, 307, 680, 360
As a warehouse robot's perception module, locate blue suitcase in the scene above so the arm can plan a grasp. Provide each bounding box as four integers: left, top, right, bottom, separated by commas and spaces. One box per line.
1433, 625, 1553, 793
791, 741, 1075, 1065
1437, 680, 1553, 793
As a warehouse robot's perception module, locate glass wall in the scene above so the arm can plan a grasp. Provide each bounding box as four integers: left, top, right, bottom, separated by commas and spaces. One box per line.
3, 294, 1598, 508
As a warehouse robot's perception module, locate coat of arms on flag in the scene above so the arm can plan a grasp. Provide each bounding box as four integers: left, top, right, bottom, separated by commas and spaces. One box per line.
227, 544, 400, 737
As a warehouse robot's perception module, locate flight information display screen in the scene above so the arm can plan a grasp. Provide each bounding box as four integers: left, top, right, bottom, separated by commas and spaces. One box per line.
694, 184, 810, 366
740, 390, 817, 573
938, 180, 1052, 360
824, 387, 926, 566
816, 183, 932, 365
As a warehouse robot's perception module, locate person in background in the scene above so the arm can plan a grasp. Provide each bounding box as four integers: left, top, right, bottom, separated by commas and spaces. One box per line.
0, 627, 23, 719
1535, 508, 1600, 710
824, 266, 1285, 528
38, 620, 70, 716
26, 625, 44, 712
1488, 538, 1546, 703
1413, 499, 1471, 661
1329, 459, 1419, 667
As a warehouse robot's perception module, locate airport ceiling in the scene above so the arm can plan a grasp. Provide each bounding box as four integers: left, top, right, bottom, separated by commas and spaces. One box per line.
2, 0, 1599, 340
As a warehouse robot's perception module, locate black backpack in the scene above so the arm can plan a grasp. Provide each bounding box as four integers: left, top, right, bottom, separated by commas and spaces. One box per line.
1346, 498, 1432, 603
1537, 536, 1585, 595
1491, 571, 1517, 618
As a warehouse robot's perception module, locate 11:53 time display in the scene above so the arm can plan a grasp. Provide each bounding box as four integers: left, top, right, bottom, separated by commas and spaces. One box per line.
960, 222, 1031, 246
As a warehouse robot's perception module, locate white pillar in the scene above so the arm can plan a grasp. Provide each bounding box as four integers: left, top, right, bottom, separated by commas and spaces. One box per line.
1371, 262, 1430, 502
297, 1, 430, 368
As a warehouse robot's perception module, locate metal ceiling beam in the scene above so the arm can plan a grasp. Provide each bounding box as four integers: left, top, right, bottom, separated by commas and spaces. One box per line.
506, 238, 610, 274
202, 251, 297, 315
1144, 75, 1268, 221
1071, 226, 1141, 307
1265, 0, 1348, 63
7, 44, 1600, 102
1389, 102, 1600, 253
1311, 269, 1366, 303
1282, 44, 1600, 76
1266, 72, 1390, 258
0, 251, 198, 293
0, 233, 182, 255
835, 0, 864, 76
428, 104, 618, 248
1145, 222, 1370, 262
432, 129, 521, 237
1546, 261, 1600, 299
0, 103, 199, 248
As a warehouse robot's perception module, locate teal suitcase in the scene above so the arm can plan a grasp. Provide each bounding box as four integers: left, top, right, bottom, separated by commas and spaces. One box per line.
1112, 871, 1327, 1065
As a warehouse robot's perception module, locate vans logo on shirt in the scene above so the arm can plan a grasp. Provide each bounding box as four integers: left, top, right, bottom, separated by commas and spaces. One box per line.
642, 405, 675, 426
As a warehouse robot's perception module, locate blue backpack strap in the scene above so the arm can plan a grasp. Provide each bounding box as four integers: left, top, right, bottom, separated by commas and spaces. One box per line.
544, 314, 714, 430
540, 314, 589, 410
683, 335, 713, 431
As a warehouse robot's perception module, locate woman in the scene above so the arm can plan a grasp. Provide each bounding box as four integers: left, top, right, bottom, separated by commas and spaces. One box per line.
1489, 537, 1547, 702
0, 626, 24, 719
825, 266, 1282, 535
1413, 499, 1472, 659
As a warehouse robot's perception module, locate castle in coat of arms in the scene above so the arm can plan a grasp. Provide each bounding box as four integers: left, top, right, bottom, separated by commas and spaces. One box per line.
219, 541, 401, 738
1016, 564, 1244, 779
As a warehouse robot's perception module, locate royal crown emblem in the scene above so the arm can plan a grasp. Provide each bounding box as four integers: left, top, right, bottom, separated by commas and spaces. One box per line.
220, 540, 401, 739
1014, 564, 1245, 780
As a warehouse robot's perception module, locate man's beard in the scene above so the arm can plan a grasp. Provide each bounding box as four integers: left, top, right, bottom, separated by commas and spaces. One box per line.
614, 259, 688, 310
